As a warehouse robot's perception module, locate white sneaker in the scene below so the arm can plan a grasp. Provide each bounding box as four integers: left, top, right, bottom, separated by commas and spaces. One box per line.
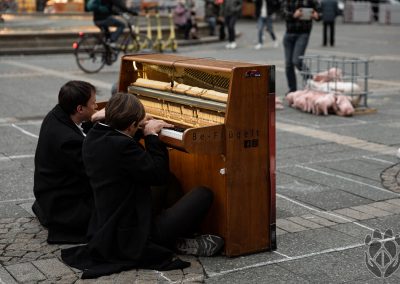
225, 42, 232, 49
254, 43, 263, 50
230, 42, 237, 49
397, 148, 400, 159
273, 41, 279, 48
176, 234, 224, 256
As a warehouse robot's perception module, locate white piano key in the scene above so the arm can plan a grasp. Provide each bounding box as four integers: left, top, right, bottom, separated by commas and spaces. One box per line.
160, 129, 184, 140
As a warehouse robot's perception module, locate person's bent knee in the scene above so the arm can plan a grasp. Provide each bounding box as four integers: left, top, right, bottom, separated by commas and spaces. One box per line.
191, 186, 213, 206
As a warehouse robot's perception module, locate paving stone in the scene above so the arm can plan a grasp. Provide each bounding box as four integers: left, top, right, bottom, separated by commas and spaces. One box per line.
287, 216, 323, 229
135, 280, 159, 284
332, 208, 374, 220
276, 228, 288, 235
0, 218, 15, 224
301, 214, 337, 227
183, 273, 204, 282
0, 256, 12, 262
3, 250, 26, 257
7, 242, 28, 250
313, 210, 354, 223
385, 198, 400, 207
5, 262, 46, 282
16, 217, 31, 224
277, 219, 308, 233
136, 270, 159, 280
351, 204, 392, 217
158, 270, 184, 282
58, 275, 80, 283
113, 269, 137, 283
0, 266, 18, 284
33, 258, 73, 278
369, 201, 400, 214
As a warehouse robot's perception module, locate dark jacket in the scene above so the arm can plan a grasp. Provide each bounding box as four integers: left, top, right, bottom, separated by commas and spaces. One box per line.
61, 123, 179, 279
220, 0, 243, 17
205, 0, 219, 18
93, 0, 130, 22
282, 0, 320, 34
32, 105, 93, 244
255, 0, 279, 18
320, 0, 339, 22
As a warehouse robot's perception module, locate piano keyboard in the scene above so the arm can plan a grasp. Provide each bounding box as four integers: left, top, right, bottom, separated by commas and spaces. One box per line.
160, 127, 185, 140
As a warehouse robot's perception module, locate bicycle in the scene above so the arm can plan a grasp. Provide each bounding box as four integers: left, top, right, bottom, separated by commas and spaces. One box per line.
73, 12, 153, 73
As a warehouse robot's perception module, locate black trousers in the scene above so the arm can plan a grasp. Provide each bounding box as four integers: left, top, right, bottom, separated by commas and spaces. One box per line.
225, 14, 239, 42
323, 21, 335, 46
151, 179, 213, 249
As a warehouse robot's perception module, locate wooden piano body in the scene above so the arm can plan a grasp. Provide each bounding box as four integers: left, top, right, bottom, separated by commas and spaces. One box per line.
118, 54, 276, 256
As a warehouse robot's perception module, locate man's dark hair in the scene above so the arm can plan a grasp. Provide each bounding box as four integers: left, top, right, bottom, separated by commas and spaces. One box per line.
105, 92, 145, 131
58, 81, 96, 115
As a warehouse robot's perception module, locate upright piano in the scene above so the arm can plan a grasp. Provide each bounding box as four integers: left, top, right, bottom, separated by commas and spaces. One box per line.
118, 54, 276, 256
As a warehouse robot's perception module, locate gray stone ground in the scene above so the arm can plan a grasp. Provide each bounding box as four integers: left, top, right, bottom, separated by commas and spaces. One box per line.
1, 14, 400, 283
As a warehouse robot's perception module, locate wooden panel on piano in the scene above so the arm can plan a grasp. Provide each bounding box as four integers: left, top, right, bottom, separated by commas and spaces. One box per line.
118, 54, 276, 256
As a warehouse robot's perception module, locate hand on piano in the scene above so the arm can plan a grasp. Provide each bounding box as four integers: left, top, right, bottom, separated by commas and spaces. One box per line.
142, 119, 174, 137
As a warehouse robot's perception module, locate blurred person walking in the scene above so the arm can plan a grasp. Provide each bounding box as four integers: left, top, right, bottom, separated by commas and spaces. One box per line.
173, 0, 192, 40
320, 0, 339, 47
254, 0, 280, 50
220, 0, 243, 49
205, 0, 219, 36
282, 0, 320, 93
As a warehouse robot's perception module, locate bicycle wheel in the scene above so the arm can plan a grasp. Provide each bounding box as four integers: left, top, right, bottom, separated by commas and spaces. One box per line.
74, 35, 106, 73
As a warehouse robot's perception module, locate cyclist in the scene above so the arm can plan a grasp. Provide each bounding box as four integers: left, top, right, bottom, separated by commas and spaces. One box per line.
92, 0, 138, 46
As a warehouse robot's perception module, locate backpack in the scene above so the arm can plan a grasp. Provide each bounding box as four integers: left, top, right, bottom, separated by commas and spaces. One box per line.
86, 0, 110, 13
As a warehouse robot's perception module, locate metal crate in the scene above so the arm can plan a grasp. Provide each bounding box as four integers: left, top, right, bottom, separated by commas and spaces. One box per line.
299, 55, 371, 108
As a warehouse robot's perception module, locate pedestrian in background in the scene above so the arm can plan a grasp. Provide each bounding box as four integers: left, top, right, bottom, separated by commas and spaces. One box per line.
320, 0, 339, 47
220, 0, 243, 49
173, 0, 192, 40
282, 1, 320, 93
205, 0, 218, 36
215, 0, 226, 41
254, 0, 280, 50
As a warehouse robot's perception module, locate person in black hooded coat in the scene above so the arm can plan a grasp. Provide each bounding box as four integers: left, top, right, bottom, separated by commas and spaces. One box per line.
61, 92, 222, 279
32, 80, 103, 244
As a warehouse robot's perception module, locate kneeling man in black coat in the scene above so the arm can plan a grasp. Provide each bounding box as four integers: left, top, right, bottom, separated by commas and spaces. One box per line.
32, 80, 104, 244
61, 92, 223, 279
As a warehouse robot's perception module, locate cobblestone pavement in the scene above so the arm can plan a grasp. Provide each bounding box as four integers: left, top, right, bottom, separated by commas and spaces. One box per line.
0, 215, 204, 283
2, 197, 400, 282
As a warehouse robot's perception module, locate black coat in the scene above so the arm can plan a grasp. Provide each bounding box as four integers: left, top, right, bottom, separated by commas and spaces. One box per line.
93, 0, 130, 21
61, 123, 181, 279
32, 105, 93, 244
255, 0, 279, 18
320, 0, 339, 22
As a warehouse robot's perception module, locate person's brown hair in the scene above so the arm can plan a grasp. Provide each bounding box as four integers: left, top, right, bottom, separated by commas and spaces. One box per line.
105, 92, 145, 131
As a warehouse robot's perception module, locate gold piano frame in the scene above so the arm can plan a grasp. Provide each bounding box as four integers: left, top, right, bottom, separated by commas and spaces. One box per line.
118, 54, 276, 256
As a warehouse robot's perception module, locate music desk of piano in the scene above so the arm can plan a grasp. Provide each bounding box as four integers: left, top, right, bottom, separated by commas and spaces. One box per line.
117, 54, 276, 256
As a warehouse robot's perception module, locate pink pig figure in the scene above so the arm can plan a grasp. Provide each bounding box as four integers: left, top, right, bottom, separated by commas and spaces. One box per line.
335, 95, 355, 116
313, 93, 337, 115
285, 89, 308, 107
313, 67, 343, 82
